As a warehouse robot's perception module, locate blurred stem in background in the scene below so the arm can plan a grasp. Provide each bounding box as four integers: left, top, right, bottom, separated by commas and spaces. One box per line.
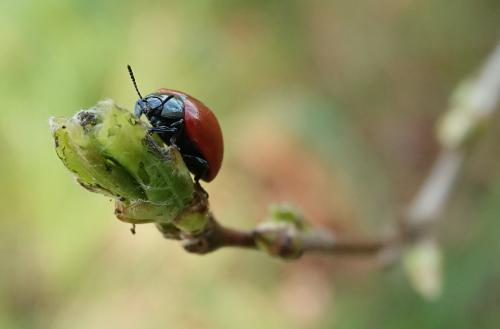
400, 41, 500, 300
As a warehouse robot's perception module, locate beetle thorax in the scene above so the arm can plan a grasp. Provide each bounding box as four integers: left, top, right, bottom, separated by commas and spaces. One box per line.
137, 93, 185, 126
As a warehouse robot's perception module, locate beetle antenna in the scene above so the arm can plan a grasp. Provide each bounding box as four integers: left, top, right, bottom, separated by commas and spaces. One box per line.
127, 65, 144, 100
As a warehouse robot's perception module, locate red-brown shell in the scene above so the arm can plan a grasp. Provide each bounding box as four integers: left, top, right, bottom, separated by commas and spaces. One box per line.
158, 88, 224, 182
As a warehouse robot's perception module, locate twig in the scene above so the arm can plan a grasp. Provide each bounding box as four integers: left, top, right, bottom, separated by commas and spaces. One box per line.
177, 210, 386, 258
294, 229, 385, 255
181, 215, 256, 254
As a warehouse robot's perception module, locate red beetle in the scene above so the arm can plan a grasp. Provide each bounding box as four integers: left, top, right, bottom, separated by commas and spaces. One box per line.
127, 65, 223, 183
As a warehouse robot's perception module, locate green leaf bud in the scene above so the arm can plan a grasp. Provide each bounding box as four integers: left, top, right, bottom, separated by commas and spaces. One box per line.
49, 99, 202, 227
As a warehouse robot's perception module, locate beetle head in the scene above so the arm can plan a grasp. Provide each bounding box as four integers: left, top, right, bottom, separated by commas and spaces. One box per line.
134, 97, 164, 118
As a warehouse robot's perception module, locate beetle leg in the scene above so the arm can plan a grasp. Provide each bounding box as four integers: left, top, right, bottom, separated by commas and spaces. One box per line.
170, 119, 184, 128
194, 179, 208, 197
168, 119, 184, 145
148, 126, 178, 135
182, 154, 209, 183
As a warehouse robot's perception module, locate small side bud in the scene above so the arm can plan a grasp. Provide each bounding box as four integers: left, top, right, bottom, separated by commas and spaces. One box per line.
253, 203, 310, 259
403, 238, 443, 301
437, 80, 488, 149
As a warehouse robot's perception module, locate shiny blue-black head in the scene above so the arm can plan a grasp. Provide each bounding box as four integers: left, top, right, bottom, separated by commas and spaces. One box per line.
134, 94, 183, 119
127, 65, 184, 121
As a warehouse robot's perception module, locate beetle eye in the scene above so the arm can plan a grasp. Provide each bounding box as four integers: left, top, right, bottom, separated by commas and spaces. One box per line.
134, 100, 145, 118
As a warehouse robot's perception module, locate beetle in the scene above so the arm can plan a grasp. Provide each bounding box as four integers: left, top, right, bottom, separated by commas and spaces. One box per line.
127, 65, 223, 183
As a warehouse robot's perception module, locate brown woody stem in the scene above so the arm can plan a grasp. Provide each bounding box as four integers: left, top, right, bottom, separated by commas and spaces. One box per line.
180, 213, 386, 258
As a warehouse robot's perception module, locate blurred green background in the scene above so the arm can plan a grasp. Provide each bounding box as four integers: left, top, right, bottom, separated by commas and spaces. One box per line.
1, 0, 500, 328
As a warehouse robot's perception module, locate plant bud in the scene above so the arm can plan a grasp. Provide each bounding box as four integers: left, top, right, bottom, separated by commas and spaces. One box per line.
49, 99, 204, 229
254, 204, 309, 259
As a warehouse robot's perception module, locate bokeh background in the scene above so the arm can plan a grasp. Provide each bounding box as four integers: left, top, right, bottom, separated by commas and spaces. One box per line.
1, 1, 500, 328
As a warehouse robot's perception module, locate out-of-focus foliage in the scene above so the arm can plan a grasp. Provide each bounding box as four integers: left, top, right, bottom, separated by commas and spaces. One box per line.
1, 0, 500, 328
